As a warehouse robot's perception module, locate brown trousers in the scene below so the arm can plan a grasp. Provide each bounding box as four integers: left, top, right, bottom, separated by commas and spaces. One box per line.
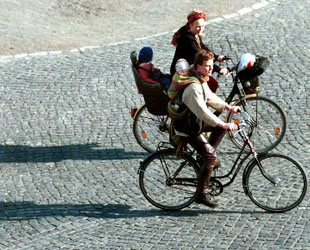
185, 126, 226, 194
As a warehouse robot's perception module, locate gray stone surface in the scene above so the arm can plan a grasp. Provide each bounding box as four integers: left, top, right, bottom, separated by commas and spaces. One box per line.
0, 0, 260, 55
0, 0, 309, 249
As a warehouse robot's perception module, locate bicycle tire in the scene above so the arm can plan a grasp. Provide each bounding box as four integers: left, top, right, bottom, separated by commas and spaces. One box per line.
139, 149, 199, 211
244, 154, 307, 212
227, 96, 286, 153
133, 104, 171, 152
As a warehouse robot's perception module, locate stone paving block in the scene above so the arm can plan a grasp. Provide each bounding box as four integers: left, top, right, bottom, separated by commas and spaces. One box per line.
0, 0, 309, 248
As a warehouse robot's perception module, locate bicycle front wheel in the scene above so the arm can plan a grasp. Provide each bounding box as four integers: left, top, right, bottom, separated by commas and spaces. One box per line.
133, 104, 171, 152
227, 96, 286, 153
244, 154, 307, 212
139, 149, 199, 211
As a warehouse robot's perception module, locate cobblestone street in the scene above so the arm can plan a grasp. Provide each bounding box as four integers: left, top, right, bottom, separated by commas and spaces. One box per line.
0, 0, 309, 248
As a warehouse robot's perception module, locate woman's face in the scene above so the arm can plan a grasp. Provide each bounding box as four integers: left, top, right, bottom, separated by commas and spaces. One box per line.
189, 18, 205, 36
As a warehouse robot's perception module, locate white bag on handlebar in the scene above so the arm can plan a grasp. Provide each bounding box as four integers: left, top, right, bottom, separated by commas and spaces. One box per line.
237, 53, 256, 73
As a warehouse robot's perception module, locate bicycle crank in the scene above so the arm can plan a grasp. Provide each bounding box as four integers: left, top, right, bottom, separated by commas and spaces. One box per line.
209, 179, 223, 196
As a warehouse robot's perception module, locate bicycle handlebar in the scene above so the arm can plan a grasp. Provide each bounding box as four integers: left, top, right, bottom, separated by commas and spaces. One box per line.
219, 56, 237, 74
222, 56, 232, 61
237, 111, 255, 132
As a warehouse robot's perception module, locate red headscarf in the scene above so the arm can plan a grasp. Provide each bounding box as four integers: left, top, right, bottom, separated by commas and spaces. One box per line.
187, 11, 206, 24
171, 10, 206, 46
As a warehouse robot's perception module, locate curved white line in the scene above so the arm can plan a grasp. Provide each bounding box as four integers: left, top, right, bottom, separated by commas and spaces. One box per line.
0, 0, 273, 63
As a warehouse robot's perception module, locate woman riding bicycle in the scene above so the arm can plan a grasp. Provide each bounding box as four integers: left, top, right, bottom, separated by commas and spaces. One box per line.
171, 49, 240, 208
170, 9, 229, 92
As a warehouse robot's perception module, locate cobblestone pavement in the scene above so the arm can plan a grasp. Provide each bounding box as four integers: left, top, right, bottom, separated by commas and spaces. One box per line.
0, 0, 309, 249
0, 0, 260, 55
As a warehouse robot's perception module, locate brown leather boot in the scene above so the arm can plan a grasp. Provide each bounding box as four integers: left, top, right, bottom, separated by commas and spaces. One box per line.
195, 193, 219, 208
195, 164, 219, 208
207, 127, 226, 171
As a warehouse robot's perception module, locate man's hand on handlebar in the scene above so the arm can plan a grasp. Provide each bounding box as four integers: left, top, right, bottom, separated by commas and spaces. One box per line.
217, 55, 233, 75
217, 55, 232, 62
218, 55, 232, 62
217, 122, 238, 131
219, 68, 230, 75
217, 55, 225, 62
225, 104, 241, 113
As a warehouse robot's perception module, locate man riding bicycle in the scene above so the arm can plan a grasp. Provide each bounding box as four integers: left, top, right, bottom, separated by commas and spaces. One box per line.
171, 49, 240, 208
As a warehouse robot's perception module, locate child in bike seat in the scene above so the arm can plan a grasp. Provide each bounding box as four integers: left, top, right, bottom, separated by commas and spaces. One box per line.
168, 58, 198, 100
137, 46, 171, 93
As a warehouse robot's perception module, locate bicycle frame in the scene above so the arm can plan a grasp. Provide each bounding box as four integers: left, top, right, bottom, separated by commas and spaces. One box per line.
150, 121, 259, 190
138, 111, 294, 213
156, 143, 198, 188
212, 115, 279, 190
162, 113, 273, 190
138, 116, 306, 212
212, 121, 258, 188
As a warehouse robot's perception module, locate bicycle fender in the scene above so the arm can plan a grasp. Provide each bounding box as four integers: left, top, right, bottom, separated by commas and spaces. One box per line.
137, 148, 179, 174
137, 150, 159, 174
242, 153, 268, 196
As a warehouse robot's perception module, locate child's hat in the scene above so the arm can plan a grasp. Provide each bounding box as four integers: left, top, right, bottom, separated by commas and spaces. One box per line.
175, 58, 189, 72
138, 47, 153, 63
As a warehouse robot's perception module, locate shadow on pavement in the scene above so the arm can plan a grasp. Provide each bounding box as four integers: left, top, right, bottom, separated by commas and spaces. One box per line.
0, 202, 265, 221
0, 144, 148, 163
0, 144, 243, 164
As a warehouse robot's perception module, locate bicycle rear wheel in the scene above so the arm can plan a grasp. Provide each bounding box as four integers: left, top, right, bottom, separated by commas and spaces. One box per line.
227, 96, 286, 153
133, 104, 171, 152
139, 149, 199, 211
244, 154, 307, 212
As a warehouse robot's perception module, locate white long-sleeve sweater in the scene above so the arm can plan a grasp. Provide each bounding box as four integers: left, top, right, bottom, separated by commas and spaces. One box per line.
175, 80, 228, 136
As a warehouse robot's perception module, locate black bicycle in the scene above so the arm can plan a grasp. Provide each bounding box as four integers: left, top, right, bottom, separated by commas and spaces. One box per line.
131, 53, 286, 153
138, 112, 306, 213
